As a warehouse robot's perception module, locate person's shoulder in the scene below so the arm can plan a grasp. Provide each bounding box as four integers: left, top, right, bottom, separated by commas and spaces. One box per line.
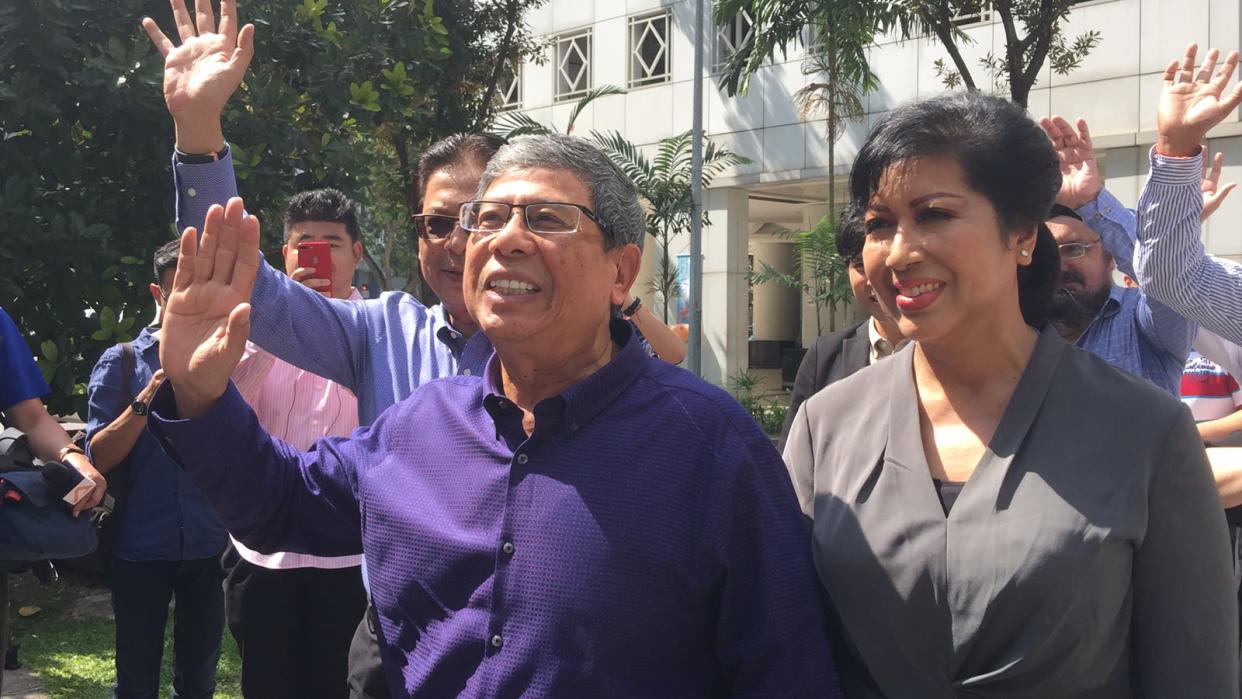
1059, 342, 1185, 424
635, 360, 772, 450
391, 373, 486, 414
811, 320, 866, 353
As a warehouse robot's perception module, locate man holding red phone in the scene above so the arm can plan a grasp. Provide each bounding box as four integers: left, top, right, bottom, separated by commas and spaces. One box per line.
283, 189, 363, 300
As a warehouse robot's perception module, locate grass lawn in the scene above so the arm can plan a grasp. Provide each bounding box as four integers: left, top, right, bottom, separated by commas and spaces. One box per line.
7, 569, 241, 698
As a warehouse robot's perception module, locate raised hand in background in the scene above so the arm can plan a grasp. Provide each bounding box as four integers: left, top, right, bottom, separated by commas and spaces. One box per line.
141, 0, 254, 154
1040, 115, 1102, 210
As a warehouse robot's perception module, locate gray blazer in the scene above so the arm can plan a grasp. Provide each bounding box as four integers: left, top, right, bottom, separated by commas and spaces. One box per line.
784, 327, 1238, 698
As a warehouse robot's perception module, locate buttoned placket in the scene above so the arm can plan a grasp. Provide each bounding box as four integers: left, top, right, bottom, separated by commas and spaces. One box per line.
481, 396, 534, 660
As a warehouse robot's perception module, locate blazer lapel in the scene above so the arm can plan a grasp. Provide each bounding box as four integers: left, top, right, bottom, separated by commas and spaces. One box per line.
832, 324, 872, 383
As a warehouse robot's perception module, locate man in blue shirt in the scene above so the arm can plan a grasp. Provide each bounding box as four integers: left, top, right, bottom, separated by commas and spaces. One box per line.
147, 135, 841, 697
1039, 117, 1195, 395
85, 241, 228, 699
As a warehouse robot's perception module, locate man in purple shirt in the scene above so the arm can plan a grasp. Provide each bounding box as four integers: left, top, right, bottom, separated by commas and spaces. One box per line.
146, 135, 841, 696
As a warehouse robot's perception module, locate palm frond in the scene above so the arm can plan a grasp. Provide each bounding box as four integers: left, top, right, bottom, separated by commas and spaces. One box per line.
492, 111, 554, 140
565, 85, 626, 134
589, 130, 656, 188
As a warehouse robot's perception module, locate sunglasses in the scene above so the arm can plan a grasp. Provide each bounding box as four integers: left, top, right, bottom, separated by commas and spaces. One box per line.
410, 214, 461, 240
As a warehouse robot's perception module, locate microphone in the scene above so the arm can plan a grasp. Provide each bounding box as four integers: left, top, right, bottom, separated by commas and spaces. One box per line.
41, 460, 101, 509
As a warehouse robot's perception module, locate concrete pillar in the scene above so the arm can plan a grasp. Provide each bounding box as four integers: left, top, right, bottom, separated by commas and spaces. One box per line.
701, 187, 750, 386
750, 241, 799, 341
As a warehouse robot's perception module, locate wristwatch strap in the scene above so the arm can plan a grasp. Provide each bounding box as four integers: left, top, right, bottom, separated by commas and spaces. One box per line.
175, 143, 229, 164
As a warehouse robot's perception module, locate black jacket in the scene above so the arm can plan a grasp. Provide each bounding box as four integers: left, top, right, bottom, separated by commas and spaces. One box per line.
777, 320, 871, 450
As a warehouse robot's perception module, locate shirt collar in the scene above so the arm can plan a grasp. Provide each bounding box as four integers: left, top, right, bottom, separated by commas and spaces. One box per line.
430, 304, 467, 353
481, 318, 646, 436
132, 325, 160, 352
1097, 285, 1125, 319
867, 316, 907, 362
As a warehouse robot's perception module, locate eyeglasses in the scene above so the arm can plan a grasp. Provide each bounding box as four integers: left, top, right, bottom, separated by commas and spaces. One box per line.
1057, 241, 1097, 260
459, 200, 611, 238
410, 214, 461, 240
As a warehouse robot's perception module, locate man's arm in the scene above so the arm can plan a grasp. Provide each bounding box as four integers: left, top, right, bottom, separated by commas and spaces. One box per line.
1135, 44, 1242, 345
6, 398, 106, 515
709, 423, 841, 696
86, 359, 165, 475
145, 2, 384, 391
148, 380, 363, 557
1136, 150, 1242, 344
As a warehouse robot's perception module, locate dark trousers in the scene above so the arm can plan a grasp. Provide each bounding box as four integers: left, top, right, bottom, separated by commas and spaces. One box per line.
223, 546, 367, 698
347, 605, 391, 699
110, 556, 224, 699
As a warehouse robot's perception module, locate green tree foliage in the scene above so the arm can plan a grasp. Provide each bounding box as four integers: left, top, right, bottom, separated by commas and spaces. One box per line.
0, 0, 542, 416
890, 0, 1101, 108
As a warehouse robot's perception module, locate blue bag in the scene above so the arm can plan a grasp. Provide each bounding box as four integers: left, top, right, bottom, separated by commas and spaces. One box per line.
0, 431, 97, 567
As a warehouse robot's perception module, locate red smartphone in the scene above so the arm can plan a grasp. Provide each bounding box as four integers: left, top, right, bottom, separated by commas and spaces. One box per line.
297, 241, 333, 295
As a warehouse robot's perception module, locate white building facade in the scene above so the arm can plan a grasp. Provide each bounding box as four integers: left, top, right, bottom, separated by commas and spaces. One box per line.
507, 0, 1242, 387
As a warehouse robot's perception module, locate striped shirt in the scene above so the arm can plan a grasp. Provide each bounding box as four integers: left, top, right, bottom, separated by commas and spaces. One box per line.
230, 289, 365, 570
1135, 148, 1242, 345
1181, 350, 1242, 422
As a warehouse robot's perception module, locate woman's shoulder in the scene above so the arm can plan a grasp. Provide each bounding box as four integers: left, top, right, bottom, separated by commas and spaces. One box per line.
1055, 343, 1186, 428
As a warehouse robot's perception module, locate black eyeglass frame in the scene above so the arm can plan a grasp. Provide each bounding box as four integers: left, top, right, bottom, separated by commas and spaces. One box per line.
1056, 241, 1098, 260
409, 213, 462, 241
458, 200, 613, 239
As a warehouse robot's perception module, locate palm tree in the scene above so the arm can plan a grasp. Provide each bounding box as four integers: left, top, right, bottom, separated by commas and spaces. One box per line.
489, 88, 750, 323
591, 131, 748, 323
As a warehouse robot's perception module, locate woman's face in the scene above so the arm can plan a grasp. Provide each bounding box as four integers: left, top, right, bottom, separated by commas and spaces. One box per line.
860, 155, 1033, 346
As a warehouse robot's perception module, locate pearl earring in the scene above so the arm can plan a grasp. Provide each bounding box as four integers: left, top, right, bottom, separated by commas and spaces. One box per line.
1020, 250, 1030, 257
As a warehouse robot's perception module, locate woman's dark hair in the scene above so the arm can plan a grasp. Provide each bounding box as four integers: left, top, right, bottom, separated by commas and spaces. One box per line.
414, 133, 506, 211
848, 92, 1062, 327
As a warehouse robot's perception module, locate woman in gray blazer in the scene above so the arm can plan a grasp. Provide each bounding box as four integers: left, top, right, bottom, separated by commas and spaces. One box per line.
784, 92, 1237, 698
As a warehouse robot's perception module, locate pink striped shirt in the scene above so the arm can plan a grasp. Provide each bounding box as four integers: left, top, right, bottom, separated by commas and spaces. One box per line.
231, 288, 364, 570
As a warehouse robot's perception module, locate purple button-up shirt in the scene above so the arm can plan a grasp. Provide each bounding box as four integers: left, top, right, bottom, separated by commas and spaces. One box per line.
149, 321, 841, 697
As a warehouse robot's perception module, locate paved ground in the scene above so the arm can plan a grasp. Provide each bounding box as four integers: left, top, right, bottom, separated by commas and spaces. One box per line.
1, 666, 48, 699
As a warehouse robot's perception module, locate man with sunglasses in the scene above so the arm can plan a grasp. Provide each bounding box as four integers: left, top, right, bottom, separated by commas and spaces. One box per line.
146, 134, 839, 696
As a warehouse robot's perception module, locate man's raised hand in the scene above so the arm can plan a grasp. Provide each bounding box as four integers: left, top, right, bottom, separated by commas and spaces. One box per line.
141, 0, 254, 154
1157, 44, 1242, 157
1041, 115, 1102, 210
159, 198, 260, 419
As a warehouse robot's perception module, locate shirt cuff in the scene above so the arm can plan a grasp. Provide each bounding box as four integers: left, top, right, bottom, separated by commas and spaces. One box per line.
1147, 145, 1203, 186
1076, 188, 1125, 225
147, 380, 248, 471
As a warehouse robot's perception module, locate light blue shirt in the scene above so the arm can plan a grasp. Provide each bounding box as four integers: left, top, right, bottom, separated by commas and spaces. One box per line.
1073, 187, 1196, 395
172, 150, 492, 424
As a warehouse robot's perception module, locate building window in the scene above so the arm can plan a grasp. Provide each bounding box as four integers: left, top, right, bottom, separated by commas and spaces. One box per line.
629, 13, 671, 88
713, 11, 754, 72
951, 3, 994, 27
496, 64, 522, 110
555, 29, 592, 101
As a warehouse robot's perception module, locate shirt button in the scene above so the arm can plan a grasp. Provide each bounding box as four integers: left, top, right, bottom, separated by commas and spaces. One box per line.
187, 187, 197, 197
516, 454, 528, 465
502, 541, 515, 555
490, 634, 503, 648
462, 369, 472, 376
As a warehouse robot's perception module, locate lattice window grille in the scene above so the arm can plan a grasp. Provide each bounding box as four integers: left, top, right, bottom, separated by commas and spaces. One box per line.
629, 13, 671, 88
713, 11, 755, 72
555, 29, 592, 101
497, 65, 522, 110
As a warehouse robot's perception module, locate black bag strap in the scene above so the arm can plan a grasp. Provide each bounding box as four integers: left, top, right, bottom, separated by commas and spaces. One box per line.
120, 342, 134, 405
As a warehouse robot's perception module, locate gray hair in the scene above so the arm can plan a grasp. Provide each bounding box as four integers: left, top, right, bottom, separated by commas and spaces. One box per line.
476, 134, 646, 251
